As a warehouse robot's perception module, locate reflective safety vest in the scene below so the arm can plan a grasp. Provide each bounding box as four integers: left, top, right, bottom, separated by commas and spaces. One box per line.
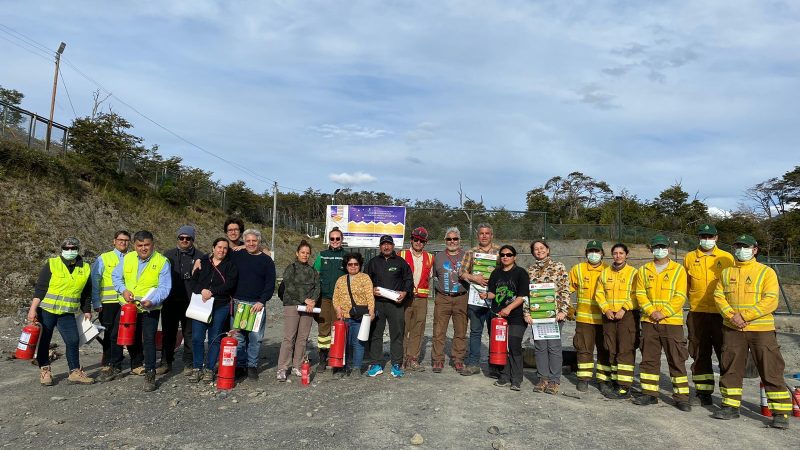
715, 259, 779, 332
569, 261, 607, 325
100, 250, 124, 304
634, 260, 687, 325
41, 257, 91, 314
399, 249, 434, 298
595, 264, 638, 313
120, 252, 168, 311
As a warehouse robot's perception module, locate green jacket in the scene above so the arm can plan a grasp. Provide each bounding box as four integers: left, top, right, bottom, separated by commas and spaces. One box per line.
281, 261, 321, 306
314, 247, 345, 299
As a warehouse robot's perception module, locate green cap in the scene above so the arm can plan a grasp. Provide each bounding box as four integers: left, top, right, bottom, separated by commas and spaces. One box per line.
650, 234, 670, 246
697, 223, 718, 235
585, 240, 603, 251
733, 234, 757, 246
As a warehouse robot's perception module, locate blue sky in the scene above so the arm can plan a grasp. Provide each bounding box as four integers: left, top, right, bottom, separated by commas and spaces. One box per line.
1, 1, 798, 214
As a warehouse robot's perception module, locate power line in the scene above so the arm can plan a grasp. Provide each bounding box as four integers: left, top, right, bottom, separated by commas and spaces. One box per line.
58, 67, 78, 120
0, 33, 52, 61
0, 24, 53, 55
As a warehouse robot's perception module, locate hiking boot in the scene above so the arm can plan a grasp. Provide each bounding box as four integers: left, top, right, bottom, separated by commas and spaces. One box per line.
533, 379, 548, 393
576, 380, 589, 392
188, 368, 202, 383
544, 381, 560, 395
391, 364, 405, 378
697, 393, 713, 406
335, 368, 346, 379
143, 370, 157, 392
131, 366, 145, 376
494, 380, 511, 388
317, 350, 329, 372
510, 384, 521, 391
68, 368, 93, 385
453, 362, 465, 374
405, 358, 424, 372
155, 362, 172, 375
605, 387, 630, 399
183, 366, 194, 376
367, 364, 384, 377
277, 370, 287, 382
712, 406, 740, 420
40, 366, 53, 386
632, 394, 659, 406
202, 370, 215, 382
99, 367, 122, 382
770, 414, 790, 429
487, 367, 501, 379
599, 382, 614, 397
247, 367, 259, 381
675, 401, 692, 412
460, 365, 481, 376
432, 361, 444, 373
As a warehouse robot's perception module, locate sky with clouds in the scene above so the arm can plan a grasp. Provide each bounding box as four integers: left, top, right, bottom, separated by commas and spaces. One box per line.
2, 1, 798, 214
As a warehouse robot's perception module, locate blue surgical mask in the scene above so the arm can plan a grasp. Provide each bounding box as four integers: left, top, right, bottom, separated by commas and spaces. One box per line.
587, 253, 602, 264
652, 248, 669, 259
61, 249, 79, 261
734, 247, 754, 262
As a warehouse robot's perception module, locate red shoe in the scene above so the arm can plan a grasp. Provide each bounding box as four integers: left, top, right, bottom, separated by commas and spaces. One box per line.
453, 362, 465, 374
432, 361, 444, 373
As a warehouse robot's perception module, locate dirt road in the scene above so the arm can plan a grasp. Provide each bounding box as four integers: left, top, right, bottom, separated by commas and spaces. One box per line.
1, 300, 798, 449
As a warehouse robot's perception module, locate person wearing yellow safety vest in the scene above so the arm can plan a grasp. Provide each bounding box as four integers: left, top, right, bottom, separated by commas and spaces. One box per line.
712, 234, 791, 429
108, 230, 172, 392
91, 230, 131, 378
400, 226, 434, 372
593, 243, 638, 399
26, 237, 94, 386
632, 234, 691, 412
569, 240, 610, 394
683, 223, 734, 406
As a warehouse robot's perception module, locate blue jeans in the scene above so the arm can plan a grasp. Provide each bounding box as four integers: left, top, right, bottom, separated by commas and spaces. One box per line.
192, 305, 230, 371
233, 300, 266, 368
36, 308, 80, 371
466, 305, 491, 366
346, 318, 367, 371
109, 308, 160, 371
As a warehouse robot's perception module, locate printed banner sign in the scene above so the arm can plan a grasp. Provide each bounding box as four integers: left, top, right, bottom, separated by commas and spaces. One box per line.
325, 205, 407, 248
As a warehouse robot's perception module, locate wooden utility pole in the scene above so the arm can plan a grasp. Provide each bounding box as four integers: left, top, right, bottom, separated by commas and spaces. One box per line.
45, 42, 66, 152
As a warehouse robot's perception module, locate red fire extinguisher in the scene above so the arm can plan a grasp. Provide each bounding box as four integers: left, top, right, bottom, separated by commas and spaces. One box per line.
117, 302, 138, 346
489, 317, 508, 366
328, 319, 347, 368
792, 386, 800, 418
15, 322, 42, 360
301, 357, 311, 386
217, 334, 238, 390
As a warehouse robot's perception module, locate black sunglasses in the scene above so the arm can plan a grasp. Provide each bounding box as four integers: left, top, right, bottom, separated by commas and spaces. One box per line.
412, 238, 426, 243
445, 237, 459, 242
499, 252, 515, 258
178, 236, 194, 241
62, 246, 79, 251
330, 236, 342, 241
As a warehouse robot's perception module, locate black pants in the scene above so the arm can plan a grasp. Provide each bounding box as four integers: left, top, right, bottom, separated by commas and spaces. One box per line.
498, 323, 526, 387
110, 309, 160, 371
369, 300, 405, 367
99, 303, 125, 366
160, 297, 192, 366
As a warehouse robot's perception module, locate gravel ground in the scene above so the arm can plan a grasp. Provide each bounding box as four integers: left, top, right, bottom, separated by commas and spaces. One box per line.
1, 299, 799, 449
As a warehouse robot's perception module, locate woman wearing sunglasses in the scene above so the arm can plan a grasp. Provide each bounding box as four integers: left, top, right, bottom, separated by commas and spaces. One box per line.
479, 245, 530, 391
332, 252, 375, 376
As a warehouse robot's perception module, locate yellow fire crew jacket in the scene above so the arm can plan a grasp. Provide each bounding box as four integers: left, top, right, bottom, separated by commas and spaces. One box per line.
594, 264, 638, 313
569, 261, 607, 325
714, 259, 780, 332
683, 246, 735, 313
634, 260, 687, 325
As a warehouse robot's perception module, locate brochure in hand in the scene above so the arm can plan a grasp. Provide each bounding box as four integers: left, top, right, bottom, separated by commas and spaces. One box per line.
529, 282, 557, 319
232, 302, 264, 333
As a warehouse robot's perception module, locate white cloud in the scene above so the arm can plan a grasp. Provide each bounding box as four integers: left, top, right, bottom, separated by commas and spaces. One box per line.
329, 171, 377, 186
311, 124, 391, 140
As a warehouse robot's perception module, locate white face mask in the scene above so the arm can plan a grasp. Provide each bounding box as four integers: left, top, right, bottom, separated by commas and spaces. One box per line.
652, 248, 669, 259
699, 239, 716, 251
587, 252, 602, 264
734, 247, 754, 262
61, 249, 79, 261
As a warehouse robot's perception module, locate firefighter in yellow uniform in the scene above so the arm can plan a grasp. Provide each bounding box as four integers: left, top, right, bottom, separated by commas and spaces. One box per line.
683, 223, 734, 405
712, 234, 791, 429
594, 243, 637, 399
632, 234, 691, 411
569, 240, 610, 393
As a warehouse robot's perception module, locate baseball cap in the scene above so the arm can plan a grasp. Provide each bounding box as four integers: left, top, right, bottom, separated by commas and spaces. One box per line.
585, 240, 603, 251
697, 224, 718, 235
733, 234, 757, 246
379, 235, 394, 245
650, 234, 670, 246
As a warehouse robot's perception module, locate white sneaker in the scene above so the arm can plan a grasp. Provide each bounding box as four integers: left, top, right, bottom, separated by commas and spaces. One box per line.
277, 370, 287, 382
292, 368, 302, 377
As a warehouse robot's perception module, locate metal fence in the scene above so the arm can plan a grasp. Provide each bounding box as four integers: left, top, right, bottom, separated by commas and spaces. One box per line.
0, 100, 69, 155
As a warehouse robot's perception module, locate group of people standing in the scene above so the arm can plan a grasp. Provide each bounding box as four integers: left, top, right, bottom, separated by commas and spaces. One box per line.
26, 219, 791, 428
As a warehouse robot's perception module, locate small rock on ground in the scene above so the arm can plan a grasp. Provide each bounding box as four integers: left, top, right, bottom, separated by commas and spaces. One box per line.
410, 433, 424, 445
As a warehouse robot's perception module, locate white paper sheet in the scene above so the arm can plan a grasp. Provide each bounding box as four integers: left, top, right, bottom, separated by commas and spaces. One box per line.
186, 293, 214, 323
531, 319, 561, 340
297, 305, 322, 313
251, 308, 265, 333
467, 285, 488, 308
358, 314, 371, 341
76, 316, 101, 346
376, 287, 401, 302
